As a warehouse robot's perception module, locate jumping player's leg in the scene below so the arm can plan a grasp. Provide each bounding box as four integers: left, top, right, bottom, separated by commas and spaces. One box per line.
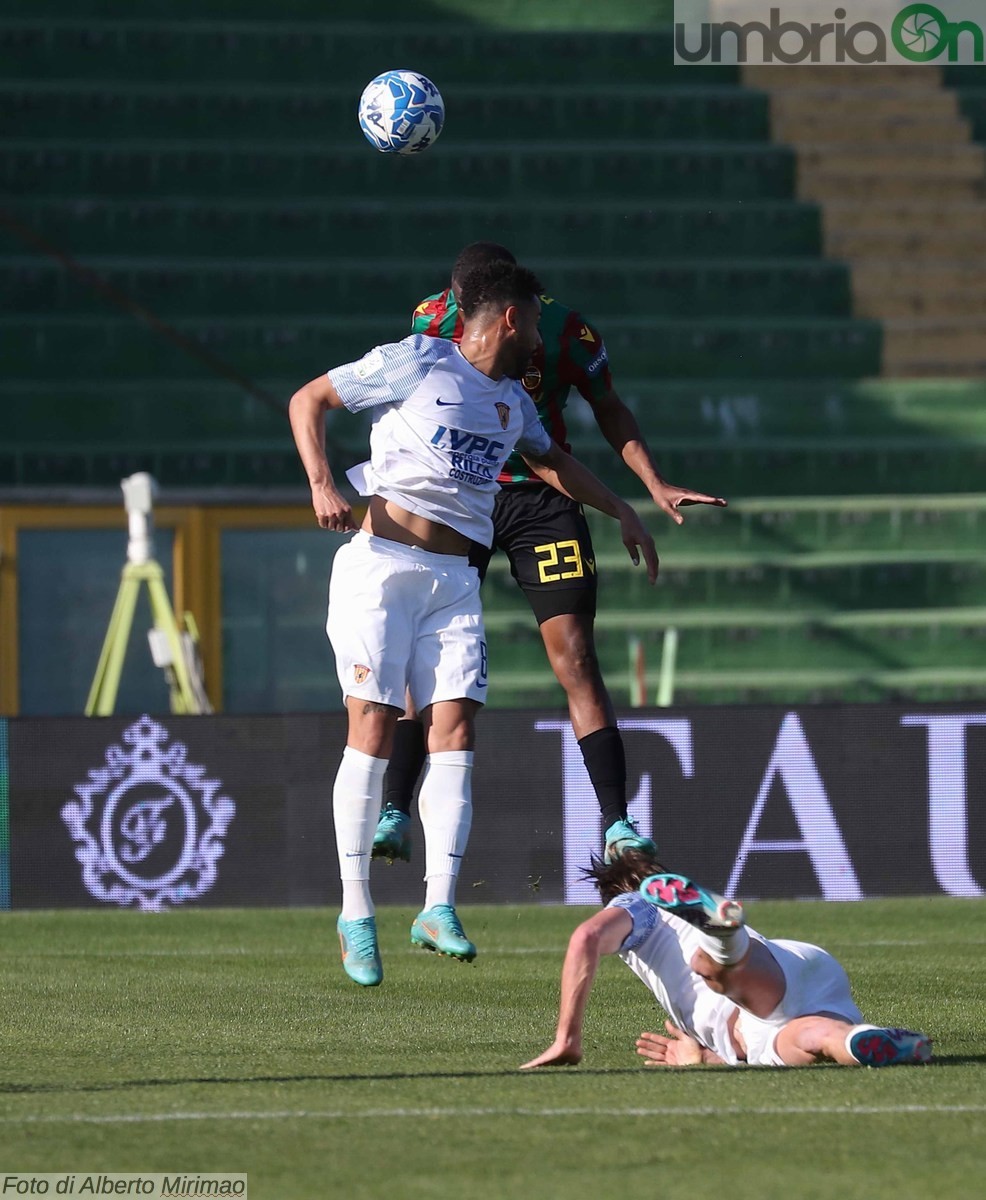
404, 556, 486, 962
375, 538, 493, 857
372, 698, 422, 863
405, 699, 480, 962
336, 697, 401, 914
332, 697, 401, 987
326, 534, 424, 985
499, 485, 654, 859
537, 611, 641, 855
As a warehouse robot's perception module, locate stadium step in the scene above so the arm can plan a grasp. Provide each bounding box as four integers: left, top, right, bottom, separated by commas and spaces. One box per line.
827, 230, 986, 259
6, 196, 825, 261
883, 317, 986, 375
487, 609, 986, 676
849, 264, 986, 320
773, 114, 971, 145
581, 494, 986, 556
0, 139, 798, 202
482, 545, 986, 612
485, 664, 986, 707
796, 142, 985, 178
800, 173, 986, 202
744, 65, 944, 89
767, 87, 961, 121
753, 62, 986, 378
0, 255, 853, 320
615, 376, 986, 440
822, 201, 986, 235
0, 20, 730, 86
0, 81, 771, 143
0, 314, 882, 381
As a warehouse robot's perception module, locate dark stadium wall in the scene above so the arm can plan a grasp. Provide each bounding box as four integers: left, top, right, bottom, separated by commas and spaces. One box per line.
5, 706, 985, 910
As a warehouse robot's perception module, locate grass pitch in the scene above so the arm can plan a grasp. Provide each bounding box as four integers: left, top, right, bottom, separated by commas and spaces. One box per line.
0, 899, 984, 1200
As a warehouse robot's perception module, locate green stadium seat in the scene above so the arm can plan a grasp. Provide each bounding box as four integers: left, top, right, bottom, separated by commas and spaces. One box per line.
0, 139, 797, 202
0, 20, 730, 87
0, 82, 770, 143
0, 256, 852, 320
10, 197, 824, 261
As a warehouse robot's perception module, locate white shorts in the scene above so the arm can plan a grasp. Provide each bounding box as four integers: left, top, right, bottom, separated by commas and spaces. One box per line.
327, 531, 488, 711
737, 937, 863, 1067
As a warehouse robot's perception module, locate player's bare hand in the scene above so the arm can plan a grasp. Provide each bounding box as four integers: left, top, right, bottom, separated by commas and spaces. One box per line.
617, 503, 659, 585
652, 481, 728, 527
311, 483, 357, 533
636, 1021, 703, 1067
519, 1039, 583, 1070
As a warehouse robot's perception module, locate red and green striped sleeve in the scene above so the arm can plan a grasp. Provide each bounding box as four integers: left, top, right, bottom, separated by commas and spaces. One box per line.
411, 288, 464, 341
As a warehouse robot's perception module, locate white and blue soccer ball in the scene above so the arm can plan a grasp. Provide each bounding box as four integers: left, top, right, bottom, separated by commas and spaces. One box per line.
357, 69, 445, 155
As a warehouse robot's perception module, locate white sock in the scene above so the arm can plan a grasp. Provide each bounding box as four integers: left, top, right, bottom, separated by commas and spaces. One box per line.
333, 745, 387, 920
695, 926, 750, 966
844, 1024, 880, 1064
418, 750, 473, 911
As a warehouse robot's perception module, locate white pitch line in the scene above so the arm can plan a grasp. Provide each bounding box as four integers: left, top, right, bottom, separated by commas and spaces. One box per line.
0, 1104, 983, 1126
3, 939, 985, 962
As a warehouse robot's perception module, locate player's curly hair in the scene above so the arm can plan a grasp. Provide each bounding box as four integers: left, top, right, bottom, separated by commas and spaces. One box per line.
457, 258, 543, 320
582, 847, 668, 906
451, 241, 516, 288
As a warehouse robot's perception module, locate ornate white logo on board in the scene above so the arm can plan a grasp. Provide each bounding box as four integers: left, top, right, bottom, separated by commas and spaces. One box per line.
61, 715, 235, 910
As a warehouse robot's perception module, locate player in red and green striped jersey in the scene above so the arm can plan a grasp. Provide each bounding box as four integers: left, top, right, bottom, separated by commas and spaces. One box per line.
375, 242, 727, 867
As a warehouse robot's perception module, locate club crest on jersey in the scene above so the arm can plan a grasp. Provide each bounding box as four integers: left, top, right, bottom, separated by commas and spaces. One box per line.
495, 402, 511, 430
522, 365, 542, 393
353, 664, 372, 684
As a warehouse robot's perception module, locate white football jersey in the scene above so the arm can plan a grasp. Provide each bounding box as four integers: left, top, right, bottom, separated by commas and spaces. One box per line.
611, 892, 743, 1065
328, 335, 552, 545
610, 893, 863, 1066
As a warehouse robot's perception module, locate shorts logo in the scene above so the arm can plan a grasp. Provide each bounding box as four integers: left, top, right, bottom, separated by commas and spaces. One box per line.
353, 664, 372, 684
522, 365, 542, 393
495, 402, 511, 430
60, 714, 235, 911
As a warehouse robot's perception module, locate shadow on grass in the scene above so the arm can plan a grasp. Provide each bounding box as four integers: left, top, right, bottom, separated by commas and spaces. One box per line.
4, 1055, 977, 1095
0, 1067, 650, 1095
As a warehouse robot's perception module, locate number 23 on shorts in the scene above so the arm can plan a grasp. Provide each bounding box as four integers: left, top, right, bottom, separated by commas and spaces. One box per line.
534, 539, 585, 584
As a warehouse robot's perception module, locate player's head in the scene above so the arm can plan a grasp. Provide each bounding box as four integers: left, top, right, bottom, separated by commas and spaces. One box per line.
450, 242, 517, 299
582, 848, 668, 905
458, 259, 542, 380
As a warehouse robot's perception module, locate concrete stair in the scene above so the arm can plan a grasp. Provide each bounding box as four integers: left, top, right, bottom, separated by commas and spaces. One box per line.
746, 64, 986, 376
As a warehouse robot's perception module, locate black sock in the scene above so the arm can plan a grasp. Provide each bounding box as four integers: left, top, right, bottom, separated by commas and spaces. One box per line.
577, 726, 627, 829
382, 719, 427, 816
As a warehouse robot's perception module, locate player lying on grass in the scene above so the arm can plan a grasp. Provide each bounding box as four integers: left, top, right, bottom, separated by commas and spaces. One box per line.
521, 851, 931, 1069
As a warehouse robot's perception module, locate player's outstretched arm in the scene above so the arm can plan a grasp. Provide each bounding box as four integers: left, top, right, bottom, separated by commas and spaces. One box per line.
520, 907, 632, 1070
288, 375, 358, 533
586, 388, 728, 525
523, 444, 659, 584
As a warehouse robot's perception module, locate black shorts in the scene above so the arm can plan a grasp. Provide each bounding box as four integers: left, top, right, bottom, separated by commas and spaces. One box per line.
469, 483, 597, 624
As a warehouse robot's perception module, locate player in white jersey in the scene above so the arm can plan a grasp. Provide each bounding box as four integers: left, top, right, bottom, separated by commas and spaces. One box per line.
521, 850, 931, 1069
289, 260, 659, 987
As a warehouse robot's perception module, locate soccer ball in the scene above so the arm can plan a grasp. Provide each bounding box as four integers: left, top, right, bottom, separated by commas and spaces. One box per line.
357, 70, 445, 155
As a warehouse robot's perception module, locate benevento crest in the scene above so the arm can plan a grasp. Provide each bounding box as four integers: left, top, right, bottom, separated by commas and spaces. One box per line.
61, 714, 235, 911
495, 402, 510, 430
353, 664, 372, 684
